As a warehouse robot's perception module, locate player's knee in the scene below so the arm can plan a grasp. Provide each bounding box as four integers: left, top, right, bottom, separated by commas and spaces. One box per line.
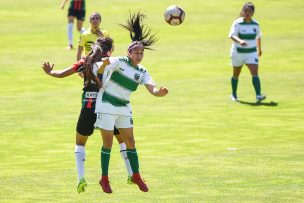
124, 137, 135, 148
103, 142, 113, 149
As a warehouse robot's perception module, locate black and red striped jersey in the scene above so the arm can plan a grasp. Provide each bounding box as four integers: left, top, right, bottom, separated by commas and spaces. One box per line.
69, 0, 85, 11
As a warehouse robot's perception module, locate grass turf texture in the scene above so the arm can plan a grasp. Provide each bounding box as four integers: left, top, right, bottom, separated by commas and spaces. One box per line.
0, 0, 303, 202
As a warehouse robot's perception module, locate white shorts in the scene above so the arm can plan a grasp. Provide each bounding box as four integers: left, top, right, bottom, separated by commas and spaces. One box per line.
94, 113, 133, 130
231, 52, 259, 67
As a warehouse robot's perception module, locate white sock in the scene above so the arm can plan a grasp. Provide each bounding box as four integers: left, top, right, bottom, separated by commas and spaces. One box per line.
119, 143, 133, 176
80, 27, 86, 34
67, 23, 73, 46
75, 145, 85, 181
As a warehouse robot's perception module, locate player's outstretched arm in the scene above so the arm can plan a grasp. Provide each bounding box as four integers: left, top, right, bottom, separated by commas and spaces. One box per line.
60, 0, 68, 9
42, 62, 75, 78
146, 84, 169, 97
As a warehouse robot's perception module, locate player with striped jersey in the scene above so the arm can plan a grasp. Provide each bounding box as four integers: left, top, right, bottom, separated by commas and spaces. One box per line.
94, 56, 154, 116
94, 12, 169, 193
228, 2, 266, 103
42, 37, 133, 193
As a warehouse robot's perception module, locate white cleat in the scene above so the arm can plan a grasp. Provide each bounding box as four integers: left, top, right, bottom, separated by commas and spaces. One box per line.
256, 95, 266, 103
230, 95, 239, 102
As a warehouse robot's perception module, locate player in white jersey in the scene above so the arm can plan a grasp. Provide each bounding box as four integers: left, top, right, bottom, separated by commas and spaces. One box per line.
93, 12, 168, 193
42, 37, 134, 193
228, 2, 266, 103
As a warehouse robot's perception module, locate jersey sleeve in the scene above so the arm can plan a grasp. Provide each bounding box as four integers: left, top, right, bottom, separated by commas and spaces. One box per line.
72, 58, 85, 72
256, 25, 262, 39
228, 20, 239, 38
140, 70, 156, 86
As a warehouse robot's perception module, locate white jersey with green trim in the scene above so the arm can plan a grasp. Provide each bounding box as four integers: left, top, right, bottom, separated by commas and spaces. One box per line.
228, 17, 261, 54
95, 56, 155, 116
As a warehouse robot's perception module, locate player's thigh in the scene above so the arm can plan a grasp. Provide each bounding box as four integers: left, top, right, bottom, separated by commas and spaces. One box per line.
76, 108, 95, 136
95, 113, 117, 131
114, 133, 124, 144
68, 8, 76, 22
233, 66, 242, 78
76, 10, 85, 31
101, 129, 114, 149
231, 52, 244, 67
246, 64, 259, 75
115, 116, 133, 129
245, 53, 259, 75
114, 126, 124, 143
77, 10, 85, 21
245, 52, 259, 65
118, 127, 135, 148
115, 116, 135, 147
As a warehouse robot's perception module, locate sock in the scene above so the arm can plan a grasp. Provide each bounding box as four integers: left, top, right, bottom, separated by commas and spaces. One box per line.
252, 75, 261, 96
127, 148, 139, 174
75, 145, 85, 181
67, 22, 73, 46
231, 77, 238, 97
101, 146, 111, 176
119, 143, 133, 176
80, 27, 86, 34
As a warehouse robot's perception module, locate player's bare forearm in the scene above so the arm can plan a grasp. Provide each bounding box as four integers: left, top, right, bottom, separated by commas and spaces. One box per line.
42, 62, 75, 78
231, 35, 247, 46
257, 38, 262, 56
77, 46, 84, 61
60, 0, 68, 9
146, 84, 169, 97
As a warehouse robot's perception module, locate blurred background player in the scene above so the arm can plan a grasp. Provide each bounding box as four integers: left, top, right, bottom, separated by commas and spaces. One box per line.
228, 2, 266, 103
60, 0, 86, 50
93, 12, 169, 193
77, 12, 109, 61
42, 37, 133, 193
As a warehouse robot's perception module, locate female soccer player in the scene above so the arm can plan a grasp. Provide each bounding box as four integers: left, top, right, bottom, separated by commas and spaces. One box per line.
60, 0, 86, 50
77, 12, 109, 61
92, 12, 169, 193
228, 2, 266, 103
42, 37, 133, 193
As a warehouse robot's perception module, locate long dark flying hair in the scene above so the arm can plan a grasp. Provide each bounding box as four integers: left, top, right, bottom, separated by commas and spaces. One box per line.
83, 37, 113, 88
119, 11, 158, 51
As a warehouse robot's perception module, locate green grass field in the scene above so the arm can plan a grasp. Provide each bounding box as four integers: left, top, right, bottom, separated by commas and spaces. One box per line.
0, 0, 304, 202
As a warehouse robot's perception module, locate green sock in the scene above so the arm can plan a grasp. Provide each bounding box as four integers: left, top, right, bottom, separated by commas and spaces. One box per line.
252, 76, 261, 96
231, 77, 238, 97
101, 146, 111, 176
127, 148, 139, 173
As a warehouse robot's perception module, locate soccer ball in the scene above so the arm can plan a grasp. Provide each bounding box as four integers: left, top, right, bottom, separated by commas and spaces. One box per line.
164, 5, 185, 26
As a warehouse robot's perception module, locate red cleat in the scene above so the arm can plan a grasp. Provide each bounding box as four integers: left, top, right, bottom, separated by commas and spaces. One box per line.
99, 176, 112, 193
132, 173, 149, 192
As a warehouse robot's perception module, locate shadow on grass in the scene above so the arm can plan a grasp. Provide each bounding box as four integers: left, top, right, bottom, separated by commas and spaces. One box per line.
238, 100, 278, 107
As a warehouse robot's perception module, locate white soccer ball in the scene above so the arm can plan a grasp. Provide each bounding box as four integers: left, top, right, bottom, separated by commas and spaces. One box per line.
164, 5, 185, 26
